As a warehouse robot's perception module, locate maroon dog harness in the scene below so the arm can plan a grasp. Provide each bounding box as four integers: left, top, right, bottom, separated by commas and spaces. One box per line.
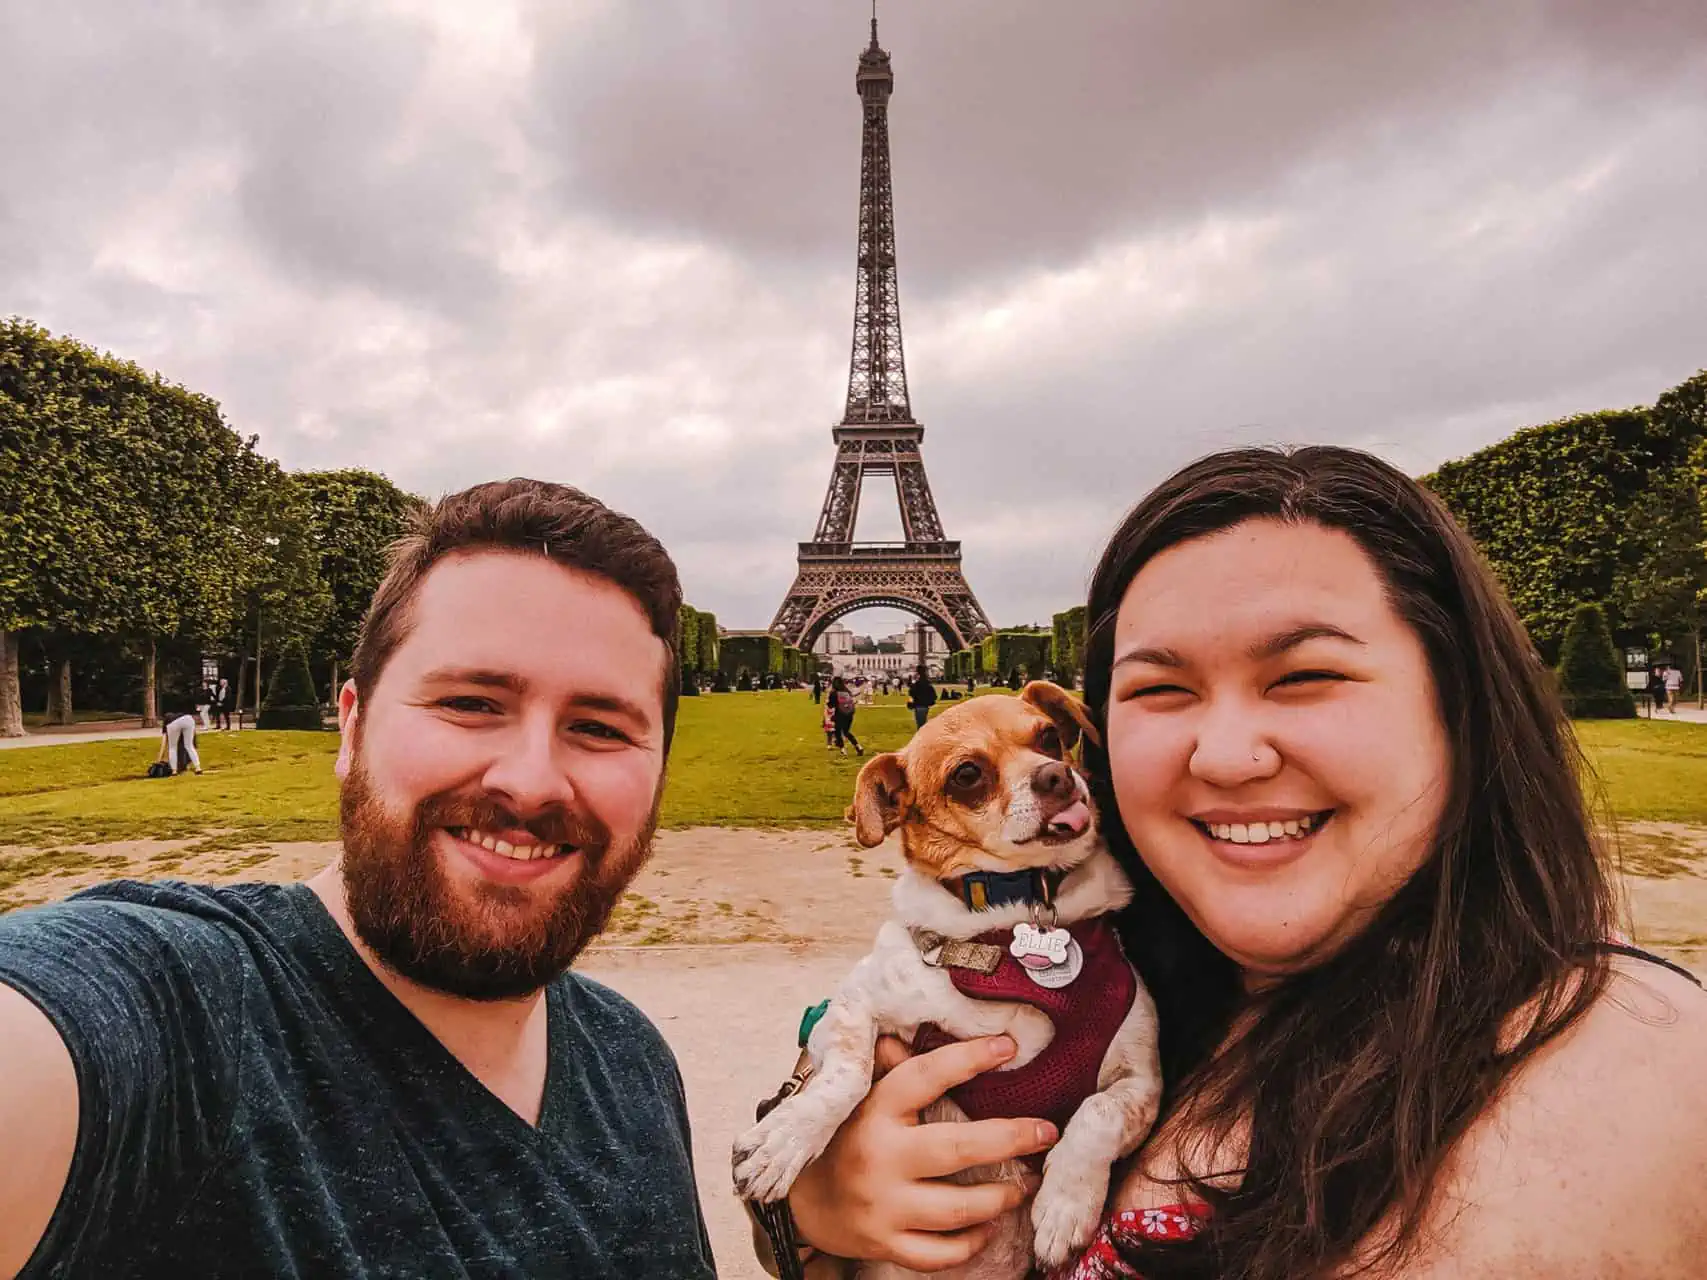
912, 917, 1138, 1133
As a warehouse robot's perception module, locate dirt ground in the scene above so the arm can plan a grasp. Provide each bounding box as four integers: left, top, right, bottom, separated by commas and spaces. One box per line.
2, 825, 1704, 1275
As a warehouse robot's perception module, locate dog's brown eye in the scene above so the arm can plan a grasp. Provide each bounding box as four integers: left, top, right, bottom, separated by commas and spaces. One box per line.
949, 761, 983, 790
1038, 727, 1063, 757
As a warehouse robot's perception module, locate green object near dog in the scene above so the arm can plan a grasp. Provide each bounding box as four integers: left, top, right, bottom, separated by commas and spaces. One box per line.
798, 1000, 829, 1048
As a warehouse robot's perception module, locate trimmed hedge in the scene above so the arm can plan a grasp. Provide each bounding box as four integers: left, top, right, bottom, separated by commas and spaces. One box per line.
1556, 602, 1635, 719
258, 638, 325, 730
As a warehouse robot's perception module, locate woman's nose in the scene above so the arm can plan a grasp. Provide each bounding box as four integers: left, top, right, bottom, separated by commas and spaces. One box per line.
1188, 701, 1281, 788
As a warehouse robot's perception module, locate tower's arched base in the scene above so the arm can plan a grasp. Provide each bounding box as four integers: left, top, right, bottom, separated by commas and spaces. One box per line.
771, 543, 991, 653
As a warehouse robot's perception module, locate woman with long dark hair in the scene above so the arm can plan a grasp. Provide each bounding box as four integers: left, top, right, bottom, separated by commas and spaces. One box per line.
770, 446, 1707, 1278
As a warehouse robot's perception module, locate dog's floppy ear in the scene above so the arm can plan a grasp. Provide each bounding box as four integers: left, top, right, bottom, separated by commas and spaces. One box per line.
1020, 680, 1102, 751
846, 752, 910, 848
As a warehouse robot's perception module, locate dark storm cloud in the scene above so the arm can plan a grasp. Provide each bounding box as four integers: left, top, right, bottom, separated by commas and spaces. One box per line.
4, 0, 1706, 633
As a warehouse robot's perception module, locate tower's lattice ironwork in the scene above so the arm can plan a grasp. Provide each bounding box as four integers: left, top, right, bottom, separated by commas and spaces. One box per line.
770, 15, 993, 654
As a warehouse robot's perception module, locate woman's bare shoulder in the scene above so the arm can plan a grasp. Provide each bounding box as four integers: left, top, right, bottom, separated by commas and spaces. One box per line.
1389, 957, 1707, 1276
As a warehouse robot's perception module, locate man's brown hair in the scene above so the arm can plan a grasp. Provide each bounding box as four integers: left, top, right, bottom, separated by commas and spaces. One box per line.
349, 478, 683, 748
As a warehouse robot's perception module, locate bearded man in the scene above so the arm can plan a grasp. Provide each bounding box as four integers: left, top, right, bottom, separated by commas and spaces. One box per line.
0, 480, 717, 1278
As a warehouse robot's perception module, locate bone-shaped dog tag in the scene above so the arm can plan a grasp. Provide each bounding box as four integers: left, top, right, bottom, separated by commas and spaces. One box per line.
1009, 922, 1081, 988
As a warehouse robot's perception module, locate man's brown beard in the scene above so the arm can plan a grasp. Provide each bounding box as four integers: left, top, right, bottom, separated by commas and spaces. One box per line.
338, 752, 658, 1000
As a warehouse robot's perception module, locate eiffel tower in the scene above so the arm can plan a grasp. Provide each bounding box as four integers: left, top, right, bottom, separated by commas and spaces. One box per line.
770, 11, 993, 655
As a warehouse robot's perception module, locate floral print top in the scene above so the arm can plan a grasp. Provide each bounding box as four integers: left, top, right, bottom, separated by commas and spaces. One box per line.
1050, 1203, 1209, 1280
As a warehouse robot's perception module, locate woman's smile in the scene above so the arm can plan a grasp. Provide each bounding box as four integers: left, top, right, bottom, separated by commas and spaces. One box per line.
1185, 808, 1336, 869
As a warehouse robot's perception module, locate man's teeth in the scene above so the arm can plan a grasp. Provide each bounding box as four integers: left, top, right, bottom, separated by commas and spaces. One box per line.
1203, 814, 1325, 844
456, 828, 564, 861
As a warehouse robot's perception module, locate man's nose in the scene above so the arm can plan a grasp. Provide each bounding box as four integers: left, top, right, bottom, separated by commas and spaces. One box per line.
481, 719, 575, 815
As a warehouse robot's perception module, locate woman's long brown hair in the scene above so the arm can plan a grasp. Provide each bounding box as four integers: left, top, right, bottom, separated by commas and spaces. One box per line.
1081, 446, 1615, 1280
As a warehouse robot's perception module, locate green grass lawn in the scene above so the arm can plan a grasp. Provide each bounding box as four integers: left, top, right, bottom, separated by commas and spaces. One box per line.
1573, 718, 1707, 824
1, 693, 1703, 849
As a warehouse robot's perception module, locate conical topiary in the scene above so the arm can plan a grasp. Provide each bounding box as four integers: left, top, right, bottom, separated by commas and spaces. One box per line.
1555, 602, 1636, 719
258, 637, 326, 730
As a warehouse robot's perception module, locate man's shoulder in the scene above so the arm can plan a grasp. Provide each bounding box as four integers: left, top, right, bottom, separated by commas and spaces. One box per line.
0, 879, 304, 978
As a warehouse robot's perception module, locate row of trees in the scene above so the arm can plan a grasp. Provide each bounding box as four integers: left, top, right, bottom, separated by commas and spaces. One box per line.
1425, 370, 1706, 695
1, 319, 420, 735
943, 609, 1087, 685
715, 632, 816, 688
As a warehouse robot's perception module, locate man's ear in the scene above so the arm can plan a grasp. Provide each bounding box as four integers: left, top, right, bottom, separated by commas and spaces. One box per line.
334, 680, 360, 780
846, 752, 910, 848
1020, 680, 1101, 751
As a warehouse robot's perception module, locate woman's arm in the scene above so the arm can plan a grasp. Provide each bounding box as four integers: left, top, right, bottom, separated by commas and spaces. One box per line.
786, 1035, 1057, 1271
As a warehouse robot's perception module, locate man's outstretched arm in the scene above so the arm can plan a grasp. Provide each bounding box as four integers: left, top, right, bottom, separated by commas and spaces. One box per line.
0, 982, 78, 1280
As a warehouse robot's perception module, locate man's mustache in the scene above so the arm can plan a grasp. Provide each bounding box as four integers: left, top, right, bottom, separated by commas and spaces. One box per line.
416, 793, 611, 853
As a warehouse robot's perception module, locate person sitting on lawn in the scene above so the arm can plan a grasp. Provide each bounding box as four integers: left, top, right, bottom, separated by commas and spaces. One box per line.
0, 479, 716, 1279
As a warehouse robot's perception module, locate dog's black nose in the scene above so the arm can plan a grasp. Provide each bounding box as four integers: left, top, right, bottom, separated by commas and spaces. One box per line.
1031, 760, 1075, 802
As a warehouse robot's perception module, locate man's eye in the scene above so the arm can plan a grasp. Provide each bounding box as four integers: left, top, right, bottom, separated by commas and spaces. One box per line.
572, 721, 629, 742
439, 697, 497, 714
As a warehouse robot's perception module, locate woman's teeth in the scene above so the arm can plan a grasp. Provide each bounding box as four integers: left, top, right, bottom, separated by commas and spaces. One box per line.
453, 827, 565, 861
1200, 813, 1329, 844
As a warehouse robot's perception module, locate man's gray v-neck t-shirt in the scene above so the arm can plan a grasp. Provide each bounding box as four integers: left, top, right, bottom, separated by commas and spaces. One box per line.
0, 879, 718, 1278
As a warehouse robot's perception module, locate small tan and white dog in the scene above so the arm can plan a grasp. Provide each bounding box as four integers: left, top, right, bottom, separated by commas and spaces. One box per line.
733, 682, 1162, 1278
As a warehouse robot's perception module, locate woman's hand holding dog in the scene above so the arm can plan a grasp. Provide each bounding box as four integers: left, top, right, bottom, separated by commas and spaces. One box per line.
787, 1034, 1058, 1271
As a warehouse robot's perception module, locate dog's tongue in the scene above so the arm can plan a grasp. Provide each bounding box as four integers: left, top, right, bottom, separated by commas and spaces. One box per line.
1046, 799, 1091, 837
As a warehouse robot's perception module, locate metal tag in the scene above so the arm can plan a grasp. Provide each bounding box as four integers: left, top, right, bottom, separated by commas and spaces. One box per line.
938, 940, 1004, 974
1017, 933, 1084, 989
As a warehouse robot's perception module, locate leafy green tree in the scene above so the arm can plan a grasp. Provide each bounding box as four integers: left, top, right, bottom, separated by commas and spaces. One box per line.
1612, 466, 1706, 696
1425, 370, 1706, 660
225, 462, 333, 716
678, 605, 702, 694
1555, 603, 1636, 718
979, 630, 1051, 684
1, 319, 260, 733
295, 468, 421, 689
258, 636, 325, 730
720, 634, 784, 682
1051, 606, 1087, 683
695, 611, 719, 679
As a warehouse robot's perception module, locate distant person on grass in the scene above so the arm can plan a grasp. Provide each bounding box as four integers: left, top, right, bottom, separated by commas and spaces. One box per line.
156, 694, 204, 776
828, 675, 862, 756
214, 674, 233, 730
905, 666, 936, 731
1664, 664, 1684, 714
0, 479, 716, 1279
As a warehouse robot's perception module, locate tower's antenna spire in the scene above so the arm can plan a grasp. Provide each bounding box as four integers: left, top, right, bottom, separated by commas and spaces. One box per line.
870, 0, 879, 48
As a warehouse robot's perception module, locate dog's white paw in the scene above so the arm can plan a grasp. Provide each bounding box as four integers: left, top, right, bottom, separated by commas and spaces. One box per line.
1030, 1162, 1110, 1269
731, 1104, 825, 1204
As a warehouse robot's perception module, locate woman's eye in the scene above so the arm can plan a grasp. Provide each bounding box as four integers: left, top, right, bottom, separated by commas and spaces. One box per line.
1274, 670, 1343, 688
949, 762, 982, 788
1122, 683, 1189, 700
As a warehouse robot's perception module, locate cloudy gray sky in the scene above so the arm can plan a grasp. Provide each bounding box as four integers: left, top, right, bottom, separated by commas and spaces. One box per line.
5, 1, 1706, 638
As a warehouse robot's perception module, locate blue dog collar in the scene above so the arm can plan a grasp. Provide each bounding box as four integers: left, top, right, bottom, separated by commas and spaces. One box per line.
953, 867, 1065, 913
